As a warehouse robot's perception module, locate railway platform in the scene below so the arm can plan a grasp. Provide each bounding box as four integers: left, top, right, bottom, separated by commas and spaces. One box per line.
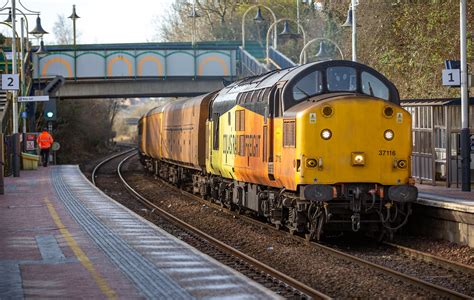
410, 183, 474, 247
0, 165, 279, 299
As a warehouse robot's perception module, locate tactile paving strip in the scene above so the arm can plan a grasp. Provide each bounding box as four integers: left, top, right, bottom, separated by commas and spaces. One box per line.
51, 167, 191, 299
51, 166, 277, 299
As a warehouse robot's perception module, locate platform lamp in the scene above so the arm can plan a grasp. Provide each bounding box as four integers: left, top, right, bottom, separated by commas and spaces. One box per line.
314, 41, 332, 60
265, 18, 306, 67
341, 0, 357, 62
254, 7, 265, 23
69, 5, 79, 79
299, 38, 344, 65
241, 5, 277, 49
35, 38, 47, 54
188, 0, 200, 47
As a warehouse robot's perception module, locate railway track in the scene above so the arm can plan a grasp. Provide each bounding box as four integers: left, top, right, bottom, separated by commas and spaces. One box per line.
118, 158, 472, 299
382, 241, 474, 277
91, 148, 136, 185
93, 150, 329, 299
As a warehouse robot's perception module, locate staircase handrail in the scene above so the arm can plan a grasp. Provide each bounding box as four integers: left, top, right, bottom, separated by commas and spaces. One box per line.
239, 46, 269, 76
268, 47, 297, 69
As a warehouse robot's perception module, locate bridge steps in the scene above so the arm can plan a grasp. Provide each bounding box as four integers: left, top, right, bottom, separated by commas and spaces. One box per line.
0, 88, 7, 123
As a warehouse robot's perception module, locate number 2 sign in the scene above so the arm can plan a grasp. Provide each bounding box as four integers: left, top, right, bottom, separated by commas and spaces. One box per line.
1, 74, 19, 90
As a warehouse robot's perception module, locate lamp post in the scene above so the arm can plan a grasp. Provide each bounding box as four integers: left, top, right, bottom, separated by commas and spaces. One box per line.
241, 4, 277, 49
265, 18, 306, 67
296, 0, 300, 34
0, 0, 47, 177
342, 0, 357, 62
459, 0, 470, 191
69, 5, 79, 79
188, 0, 199, 47
2, 8, 31, 85
299, 38, 344, 65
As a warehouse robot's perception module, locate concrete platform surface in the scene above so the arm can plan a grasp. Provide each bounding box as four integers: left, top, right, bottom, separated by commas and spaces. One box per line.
0, 166, 279, 299
416, 183, 474, 213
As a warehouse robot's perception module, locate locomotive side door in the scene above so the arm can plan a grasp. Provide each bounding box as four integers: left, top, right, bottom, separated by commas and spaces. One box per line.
266, 84, 284, 182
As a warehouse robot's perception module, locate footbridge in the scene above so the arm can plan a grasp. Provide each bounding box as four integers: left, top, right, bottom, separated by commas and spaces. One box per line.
34, 42, 239, 99
32, 41, 297, 99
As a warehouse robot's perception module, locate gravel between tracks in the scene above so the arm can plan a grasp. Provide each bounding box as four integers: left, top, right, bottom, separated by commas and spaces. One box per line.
393, 235, 474, 266
329, 240, 473, 296
85, 154, 473, 298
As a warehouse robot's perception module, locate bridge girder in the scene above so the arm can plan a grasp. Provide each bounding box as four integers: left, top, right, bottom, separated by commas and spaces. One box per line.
38, 78, 226, 99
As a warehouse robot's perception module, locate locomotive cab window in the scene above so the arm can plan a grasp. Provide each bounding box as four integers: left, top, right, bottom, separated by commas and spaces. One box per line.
212, 113, 220, 150
327, 67, 356, 92
361, 71, 389, 100
292, 70, 323, 101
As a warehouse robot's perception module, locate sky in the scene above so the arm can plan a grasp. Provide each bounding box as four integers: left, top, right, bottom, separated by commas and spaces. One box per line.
1, 0, 175, 44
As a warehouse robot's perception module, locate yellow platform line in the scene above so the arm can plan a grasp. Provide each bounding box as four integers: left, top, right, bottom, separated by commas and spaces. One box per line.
44, 197, 117, 299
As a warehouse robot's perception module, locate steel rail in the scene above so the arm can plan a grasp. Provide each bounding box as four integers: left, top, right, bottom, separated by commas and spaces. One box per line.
198, 199, 472, 299
383, 241, 474, 276
130, 161, 471, 299
91, 148, 136, 186
237, 211, 472, 300
116, 153, 330, 300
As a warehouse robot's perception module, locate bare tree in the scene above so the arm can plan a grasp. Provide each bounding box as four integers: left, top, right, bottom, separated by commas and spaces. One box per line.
53, 14, 81, 45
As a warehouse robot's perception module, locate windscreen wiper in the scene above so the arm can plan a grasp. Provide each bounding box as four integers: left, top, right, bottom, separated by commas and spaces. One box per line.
295, 86, 313, 100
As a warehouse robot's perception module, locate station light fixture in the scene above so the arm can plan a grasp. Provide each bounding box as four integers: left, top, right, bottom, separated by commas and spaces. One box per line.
36, 38, 47, 54
315, 41, 332, 60
3, 9, 12, 23
342, 6, 353, 28
254, 7, 265, 23
29, 15, 48, 38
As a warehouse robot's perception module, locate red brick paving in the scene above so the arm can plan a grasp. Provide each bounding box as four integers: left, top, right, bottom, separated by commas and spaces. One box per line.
0, 167, 142, 299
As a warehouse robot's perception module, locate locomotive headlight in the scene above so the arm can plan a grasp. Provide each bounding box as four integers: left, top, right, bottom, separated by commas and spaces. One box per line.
384, 129, 394, 141
397, 160, 407, 168
351, 152, 365, 166
321, 129, 332, 140
306, 158, 318, 168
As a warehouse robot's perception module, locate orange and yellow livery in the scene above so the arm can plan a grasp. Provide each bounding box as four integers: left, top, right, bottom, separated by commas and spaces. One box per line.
138, 60, 417, 240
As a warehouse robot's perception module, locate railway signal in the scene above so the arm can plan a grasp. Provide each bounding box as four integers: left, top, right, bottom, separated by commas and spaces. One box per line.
43, 98, 57, 121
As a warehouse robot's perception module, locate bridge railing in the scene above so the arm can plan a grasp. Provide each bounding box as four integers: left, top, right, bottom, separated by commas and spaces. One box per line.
268, 47, 297, 69
239, 46, 269, 77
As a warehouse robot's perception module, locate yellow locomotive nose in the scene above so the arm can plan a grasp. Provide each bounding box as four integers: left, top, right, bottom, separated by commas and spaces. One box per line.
351, 152, 366, 166
296, 97, 412, 186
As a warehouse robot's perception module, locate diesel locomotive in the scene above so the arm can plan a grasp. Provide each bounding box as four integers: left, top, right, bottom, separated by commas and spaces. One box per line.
138, 60, 418, 240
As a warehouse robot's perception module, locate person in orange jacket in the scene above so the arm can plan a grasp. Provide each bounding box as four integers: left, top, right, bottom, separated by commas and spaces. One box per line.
37, 128, 54, 167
